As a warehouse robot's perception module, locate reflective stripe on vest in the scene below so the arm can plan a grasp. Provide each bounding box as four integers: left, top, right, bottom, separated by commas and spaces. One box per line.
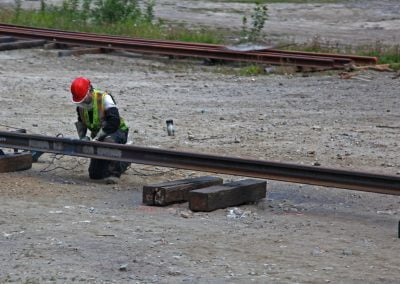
79, 90, 128, 133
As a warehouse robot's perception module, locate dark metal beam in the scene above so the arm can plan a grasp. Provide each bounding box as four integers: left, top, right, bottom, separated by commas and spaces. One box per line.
0, 23, 377, 65
0, 39, 47, 51
0, 131, 399, 195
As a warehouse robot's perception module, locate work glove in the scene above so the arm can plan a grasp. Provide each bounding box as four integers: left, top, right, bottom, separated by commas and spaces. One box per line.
93, 128, 107, 141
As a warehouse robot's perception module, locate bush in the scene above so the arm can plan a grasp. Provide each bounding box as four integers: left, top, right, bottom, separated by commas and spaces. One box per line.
239, 64, 265, 76
4, 0, 223, 44
28, 0, 155, 26
240, 3, 268, 43
92, 0, 141, 24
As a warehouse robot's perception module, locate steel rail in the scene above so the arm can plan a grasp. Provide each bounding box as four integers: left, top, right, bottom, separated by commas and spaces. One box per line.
0, 24, 354, 68
0, 25, 339, 68
0, 26, 338, 68
0, 131, 399, 195
255, 49, 377, 66
0, 23, 353, 66
0, 23, 376, 65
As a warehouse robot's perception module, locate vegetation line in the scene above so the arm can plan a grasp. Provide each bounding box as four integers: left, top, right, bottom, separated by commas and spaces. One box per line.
1, 0, 399, 70
1, 0, 224, 44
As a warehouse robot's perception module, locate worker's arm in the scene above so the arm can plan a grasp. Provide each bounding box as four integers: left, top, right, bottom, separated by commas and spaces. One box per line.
94, 95, 121, 141
75, 107, 88, 140
102, 107, 121, 134
102, 94, 120, 134
76, 107, 82, 122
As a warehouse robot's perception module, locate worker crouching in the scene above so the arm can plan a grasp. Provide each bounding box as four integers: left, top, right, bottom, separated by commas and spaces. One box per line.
70, 77, 130, 182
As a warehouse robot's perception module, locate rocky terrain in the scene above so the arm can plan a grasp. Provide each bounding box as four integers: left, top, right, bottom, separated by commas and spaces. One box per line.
0, 0, 400, 283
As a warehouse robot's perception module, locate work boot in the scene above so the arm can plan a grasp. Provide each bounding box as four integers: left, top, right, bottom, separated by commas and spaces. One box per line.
120, 162, 130, 174
104, 176, 119, 184
108, 161, 122, 178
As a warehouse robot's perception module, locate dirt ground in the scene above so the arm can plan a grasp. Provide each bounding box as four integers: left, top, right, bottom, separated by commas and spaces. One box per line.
1, 0, 400, 283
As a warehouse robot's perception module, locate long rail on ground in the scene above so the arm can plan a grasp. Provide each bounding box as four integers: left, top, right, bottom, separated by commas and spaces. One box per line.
0, 23, 377, 68
0, 131, 398, 195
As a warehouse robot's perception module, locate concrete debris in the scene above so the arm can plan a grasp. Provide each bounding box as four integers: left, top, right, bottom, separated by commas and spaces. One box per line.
311, 248, 325, 257
49, 210, 63, 214
180, 210, 193, 218
226, 207, 250, 219
342, 249, 353, 256
376, 209, 399, 215
119, 264, 128, 271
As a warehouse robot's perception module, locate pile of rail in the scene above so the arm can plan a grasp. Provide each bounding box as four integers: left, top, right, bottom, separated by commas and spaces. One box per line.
0, 23, 377, 69
0, 131, 399, 196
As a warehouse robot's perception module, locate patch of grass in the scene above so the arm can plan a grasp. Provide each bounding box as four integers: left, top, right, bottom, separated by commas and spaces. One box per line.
239, 64, 265, 76
211, 63, 266, 76
212, 63, 299, 76
389, 63, 400, 71
356, 43, 400, 66
0, 0, 224, 44
282, 37, 400, 66
164, 25, 224, 44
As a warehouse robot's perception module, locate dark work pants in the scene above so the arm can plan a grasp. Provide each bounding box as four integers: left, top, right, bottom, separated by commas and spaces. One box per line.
89, 129, 130, 180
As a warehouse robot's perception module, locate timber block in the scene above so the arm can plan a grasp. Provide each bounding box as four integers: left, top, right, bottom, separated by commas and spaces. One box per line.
189, 179, 267, 212
0, 152, 32, 173
143, 176, 223, 206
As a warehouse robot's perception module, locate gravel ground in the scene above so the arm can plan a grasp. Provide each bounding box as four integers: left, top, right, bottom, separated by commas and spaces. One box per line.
1, 0, 400, 283
0, 47, 400, 283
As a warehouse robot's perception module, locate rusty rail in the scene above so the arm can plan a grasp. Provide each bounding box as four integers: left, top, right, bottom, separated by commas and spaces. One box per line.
0, 131, 399, 195
0, 23, 377, 68
0, 23, 377, 66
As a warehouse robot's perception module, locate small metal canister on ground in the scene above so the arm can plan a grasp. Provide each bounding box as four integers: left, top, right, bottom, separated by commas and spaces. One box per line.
166, 119, 175, 136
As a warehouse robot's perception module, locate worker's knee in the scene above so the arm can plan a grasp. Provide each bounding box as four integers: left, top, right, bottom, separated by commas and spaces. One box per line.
102, 130, 128, 144
89, 159, 111, 179
89, 171, 104, 180
103, 136, 116, 143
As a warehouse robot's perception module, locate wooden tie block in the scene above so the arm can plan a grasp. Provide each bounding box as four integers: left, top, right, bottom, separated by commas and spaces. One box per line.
0, 152, 32, 173
143, 176, 223, 206
189, 179, 267, 212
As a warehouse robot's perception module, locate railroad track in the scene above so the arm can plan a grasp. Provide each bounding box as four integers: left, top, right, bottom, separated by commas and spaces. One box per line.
0, 131, 399, 196
0, 23, 377, 69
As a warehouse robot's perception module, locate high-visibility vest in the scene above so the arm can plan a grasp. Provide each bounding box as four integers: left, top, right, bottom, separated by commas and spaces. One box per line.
79, 89, 128, 133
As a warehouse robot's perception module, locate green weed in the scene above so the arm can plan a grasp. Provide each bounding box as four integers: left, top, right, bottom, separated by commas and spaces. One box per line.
356, 41, 400, 65
240, 3, 268, 43
283, 38, 400, 65
390, 63, 400, 71
238, 64, 265, 76
0, 0, 224, 44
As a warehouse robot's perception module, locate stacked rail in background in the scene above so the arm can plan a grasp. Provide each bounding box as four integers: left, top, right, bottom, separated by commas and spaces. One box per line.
0, 23, 378, 69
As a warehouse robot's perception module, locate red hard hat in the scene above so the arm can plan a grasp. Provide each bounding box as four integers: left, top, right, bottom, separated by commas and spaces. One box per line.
71, 77, 91, 103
